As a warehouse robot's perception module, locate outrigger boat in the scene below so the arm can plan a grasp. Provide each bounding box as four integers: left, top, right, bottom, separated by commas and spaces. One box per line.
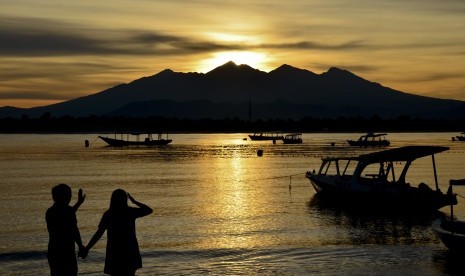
282, 133, 303, 144
432, 179, 465, 253
248, 132, 284, 141
452, 132, 465, 141
347, 132, 390, 147
99, 132, 172, 147
305, 146, 457, 211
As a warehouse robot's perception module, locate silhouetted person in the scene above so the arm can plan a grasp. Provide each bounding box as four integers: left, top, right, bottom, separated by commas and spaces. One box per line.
46, 184, 86, 276
83, 189, 153, 276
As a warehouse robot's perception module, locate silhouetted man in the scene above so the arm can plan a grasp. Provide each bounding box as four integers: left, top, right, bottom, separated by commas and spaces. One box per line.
46, 184, 85, 276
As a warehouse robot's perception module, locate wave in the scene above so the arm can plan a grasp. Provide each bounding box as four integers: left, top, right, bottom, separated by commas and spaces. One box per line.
0, 250, 46, 261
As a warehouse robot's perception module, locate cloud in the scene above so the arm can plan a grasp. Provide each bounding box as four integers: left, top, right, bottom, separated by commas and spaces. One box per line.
0, 91, 70, 100
0, 61, 139, 81
0, 16, 374, 58
259, 40, 369, 50
0, 17, 161, 56
309, 62, 379, 74
0, 17, 114, 56
410, 72, 465, 82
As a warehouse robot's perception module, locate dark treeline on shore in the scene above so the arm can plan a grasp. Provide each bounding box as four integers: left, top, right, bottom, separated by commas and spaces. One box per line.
0, 113, 464, 133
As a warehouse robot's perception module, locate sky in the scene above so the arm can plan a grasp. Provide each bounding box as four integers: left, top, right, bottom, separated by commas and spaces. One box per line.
1, 0, 465, 108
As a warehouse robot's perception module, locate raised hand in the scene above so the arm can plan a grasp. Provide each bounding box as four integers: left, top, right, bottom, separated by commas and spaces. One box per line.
73, 188, 86, 212
77, 188, 86, 205
127, 192, 153, 216
127, 193, 136, 204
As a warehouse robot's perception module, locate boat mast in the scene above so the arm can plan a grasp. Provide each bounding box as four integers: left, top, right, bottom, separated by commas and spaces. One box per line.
432, 154, 439, 191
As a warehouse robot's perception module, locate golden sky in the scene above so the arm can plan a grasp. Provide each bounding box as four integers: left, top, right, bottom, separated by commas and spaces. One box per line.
1, 0, 464, 108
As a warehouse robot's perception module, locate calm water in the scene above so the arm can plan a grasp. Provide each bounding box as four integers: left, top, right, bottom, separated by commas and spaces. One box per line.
1, 133, 465, 275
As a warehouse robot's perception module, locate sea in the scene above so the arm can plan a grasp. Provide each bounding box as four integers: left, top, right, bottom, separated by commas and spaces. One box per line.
1, 132, 464, 275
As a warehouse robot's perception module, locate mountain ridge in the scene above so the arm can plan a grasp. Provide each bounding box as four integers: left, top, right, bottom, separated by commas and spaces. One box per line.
1, 61, 464, 119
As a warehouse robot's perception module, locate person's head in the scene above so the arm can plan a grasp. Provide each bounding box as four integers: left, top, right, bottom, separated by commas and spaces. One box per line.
110, 189, 128, 211
51, 183, 72, 206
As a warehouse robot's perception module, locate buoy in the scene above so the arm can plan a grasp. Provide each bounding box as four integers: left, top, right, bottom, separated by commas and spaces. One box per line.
257, 149, 263, 157
330, 142, 335, 146
85, 140, 89, 147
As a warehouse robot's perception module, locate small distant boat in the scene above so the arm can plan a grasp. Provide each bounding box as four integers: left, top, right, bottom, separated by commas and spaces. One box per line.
248, 132, 284, 141
432, 179, 465, 253
452, 132, 465, 141
347, 132, 390, 147
305, 146, 457, 211
99, 132, 172, 147
282, 133, 303, 144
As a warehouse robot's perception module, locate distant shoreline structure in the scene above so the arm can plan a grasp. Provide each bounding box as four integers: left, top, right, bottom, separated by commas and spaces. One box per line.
0, 115, 463, 134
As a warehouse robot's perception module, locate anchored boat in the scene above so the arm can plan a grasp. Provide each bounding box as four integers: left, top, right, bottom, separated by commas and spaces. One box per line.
452, 132, 465, 141
282, 133, 303, 144
347, 132, 390, 147
98, 132, 172, 147
305, 146, 457, 211
248, 132, 284, 142
432, 179, 465, 253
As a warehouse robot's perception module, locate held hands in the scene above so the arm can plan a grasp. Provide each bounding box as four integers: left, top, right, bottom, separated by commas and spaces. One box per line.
78, 245, 89, 259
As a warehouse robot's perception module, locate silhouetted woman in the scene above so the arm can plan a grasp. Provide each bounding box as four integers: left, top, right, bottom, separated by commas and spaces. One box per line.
83, 189, 152, 276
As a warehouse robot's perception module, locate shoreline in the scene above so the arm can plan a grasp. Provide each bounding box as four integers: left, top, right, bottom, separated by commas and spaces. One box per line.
0, 116, 464, 134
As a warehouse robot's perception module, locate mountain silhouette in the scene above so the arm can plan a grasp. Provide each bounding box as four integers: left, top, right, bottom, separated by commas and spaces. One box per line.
1, 61, 464, 119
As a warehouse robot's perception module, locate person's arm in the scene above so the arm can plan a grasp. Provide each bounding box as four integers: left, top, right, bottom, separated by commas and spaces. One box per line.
128, 193, 153, 216
72, 213, 85, 258
80, 226, 105, 259
72, 189, 86, 212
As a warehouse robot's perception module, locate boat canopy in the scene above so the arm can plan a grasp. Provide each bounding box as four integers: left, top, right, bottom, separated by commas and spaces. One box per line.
359, 146, 449, 163
363, 133, 387, 137
285, 133, 302, 137
321, 146, 448, 163
450, 179, 465, 186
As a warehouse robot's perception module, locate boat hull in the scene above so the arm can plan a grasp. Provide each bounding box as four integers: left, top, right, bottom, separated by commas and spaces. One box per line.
307, 174, 456, 210
432, 218, 465, 252
99, 136, 172, 146
282, 138, 302, 144
249, 135, 283, 141
347, 140, 390, 147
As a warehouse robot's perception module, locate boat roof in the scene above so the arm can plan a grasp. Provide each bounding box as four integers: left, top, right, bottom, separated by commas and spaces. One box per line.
361, 132, 387, 137
322, 146, 449, 163
450, 179, 465, 186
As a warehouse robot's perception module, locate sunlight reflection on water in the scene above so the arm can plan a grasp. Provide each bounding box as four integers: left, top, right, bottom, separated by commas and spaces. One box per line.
0, 132, 464, 275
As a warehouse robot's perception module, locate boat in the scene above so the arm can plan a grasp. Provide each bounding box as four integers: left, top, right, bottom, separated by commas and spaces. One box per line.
347, 132, 390, 147
282, 133, 303, 144
452, 132, 465, 141
98, 132, 172, 146
432, 179, 465, 253
305, 146, 457, 211
248, 132, 284, 141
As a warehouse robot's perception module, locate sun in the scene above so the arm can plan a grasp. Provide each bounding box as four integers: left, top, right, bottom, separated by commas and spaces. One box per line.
196, 32, 272, 72
197, 51, 271, 73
